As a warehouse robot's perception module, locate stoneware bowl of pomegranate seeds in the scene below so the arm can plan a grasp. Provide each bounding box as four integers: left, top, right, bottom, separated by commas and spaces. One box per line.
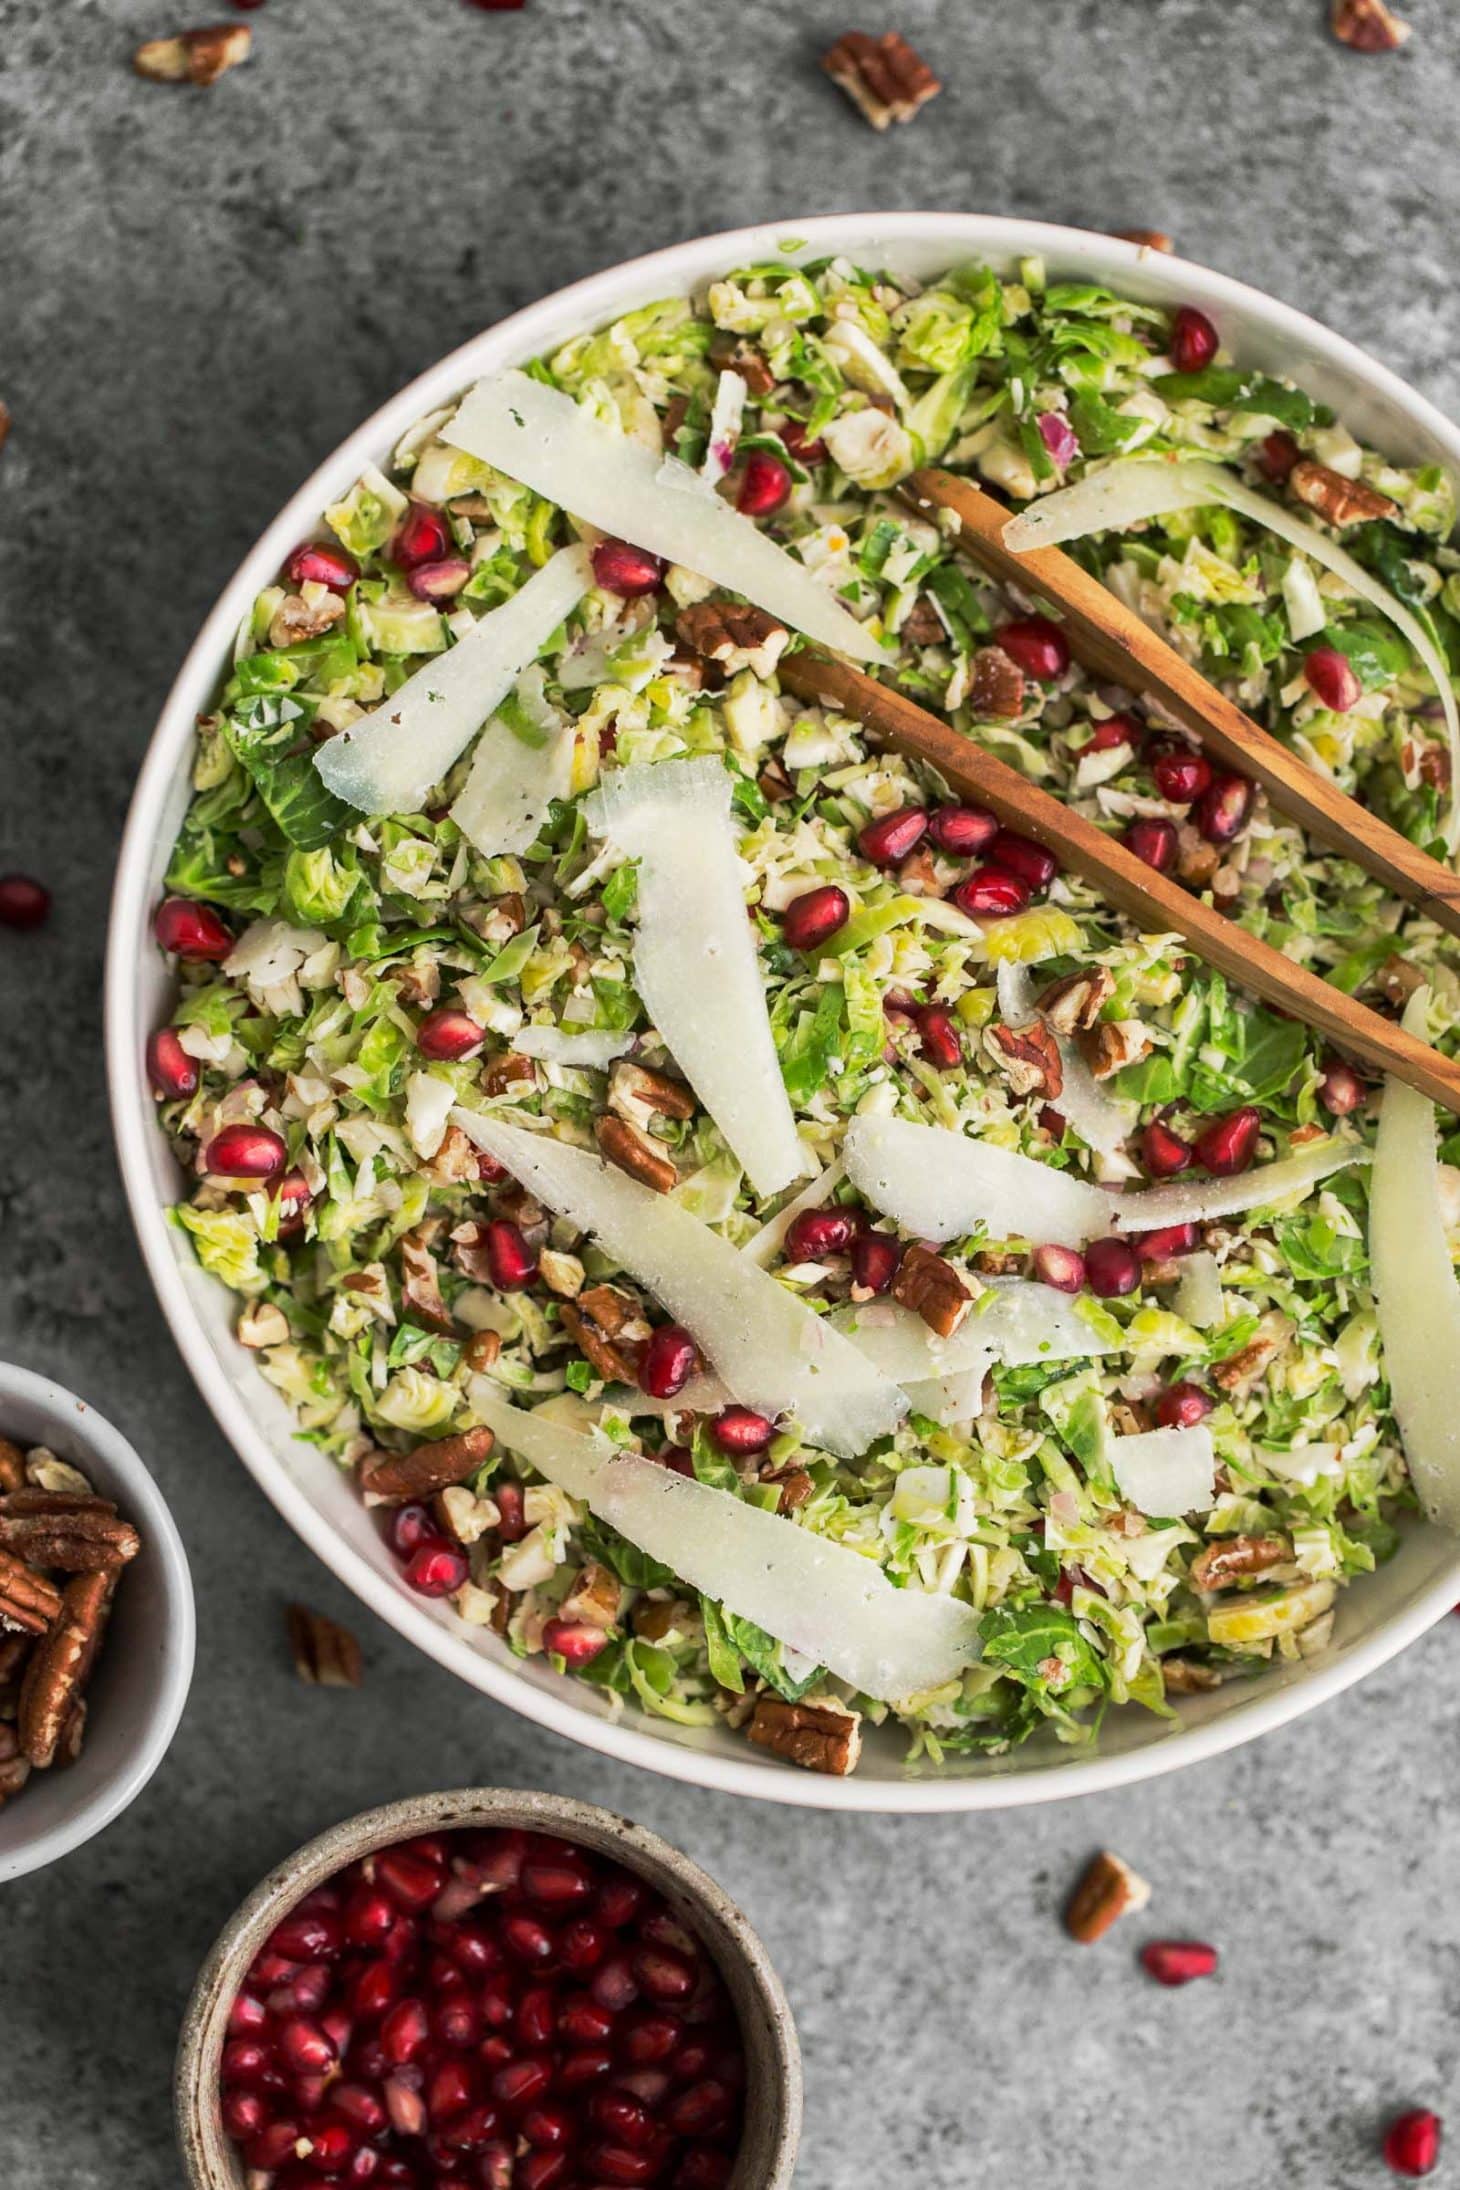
175, 1787, 800, 2190
109, 211, 1460, 1811
0, 1362, 194, 1882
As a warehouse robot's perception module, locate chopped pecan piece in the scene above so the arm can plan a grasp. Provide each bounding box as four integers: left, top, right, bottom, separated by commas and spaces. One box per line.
461, 1329, 503, 1374
0, 1724, 30, 1806
0, 1550, 62, 1637
675, 599, 789, 680
765, 1466, 814, 1514
1289, 458, 1398, 527
1036, 966, 1114, 1035
268, 590, 346, 649
388, 958, 441, 1011
758, 756, 795, 804
481, 1050, 534, 1096
134, 24, 252, 84
895, 843, 948, 898
429, 1124, 486, 1185
746, 1695, 863, 1775
538, 1248, 586, 1299
1331, 0, 1411, 49
0, 1492, 140, 1574
987, 1020, 1064, 1099
559, 1561, 623, 1631
0, 1438, 25, 1495
1076, 1019, 1152, 1081
893, 1243, 976, 1339
18, 1568, 115, 1770
287, 1603, 365, 1687
53, 1700, 87, 1770
399, 1228, 455, 1332
1160, 1656, 1223, 1694
559, 1294, 642, 1385
1176, 821, 1221, 888
708, 332, 776, 398
900, 594, 948, 647
595, 1113, 678, 1194
1374, 953, 1425, 1008
360, 1428, 494, 1505
969, 644, 1026, 720
608, 1059, 696, 1127
0, 1631, 32, 1700
237, 1299, 288, 1349
1210, 1310, 1295, 1397
1189, 1534, 1289, 1591
1064, 1849, 1152, 1942
1112, 227, 1175, 253
821, 29, 941, 129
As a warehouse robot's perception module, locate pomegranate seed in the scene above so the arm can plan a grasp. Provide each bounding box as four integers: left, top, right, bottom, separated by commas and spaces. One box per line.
1140, 1121, 1192, 1178
1084, 1237, 1143, 1298
594, 2091, 656, 2147
278, 2017, 336, 2075
434, 1994, 481, 2048
633, 1946, 695, 2002
515, 1984, 559, 2051
667, 2079, 733, 2138
851, 1232, 901, 1294
377, 1845, 444, 1911
595, 1875, 647, 1928
951, 867, 1031, 918
428, 2058, 478, 2123
542, 1617, 612, 1666
501, 1913, 557, 1964
380, 1996, 431, 2064
560, 1993, 616, 2046
591, 538, 665, 597
591, 1955, 640, 2012
858, 806, 928, 866
0, 873, 50, 930
145, 1027, 201, 1100
587, 2144, 667, 2187
928, 802, 999, 854
785, 1208, 857, 1261
1124, 816, 1179, 874
622, 2011, 682, 2065
676, 2150, 734, 2190
445, 1922, 499, 1977
1139, 1939, 1218, 1986
402, 1538, 468, 1597
286, 541, 359, 591
1383, 2110, 1443, 2178
561, 1918, 610, 1971
1304, 644, 1362, 712
1194, 770, 1252, 845
638, 1323, 698, 1399
1193, 1105, 1260, 1175
996, 615, 1069, 681
557, 2047, 615, 2094
495, 1481, 526, 1542
269, 1962, 332, 2014
517, 2156, 571, 2190
618, 2067, 673, 2105
521, 2101, 575, 2150
491, 2056, 554, 2110
736, 452, 791, 516
221, 2038, 276, 2088
781, 419, 826, 465
273, 1168, 314, 1237
484, 1218, 538, 1289
1039, 1104, 1067, 1139
1135, 1221, 1199, 1261
1085, 713, 1139, 752
384, 1505, 435, 1562
384, 2074, 427, 2138
1318, 1055, 1367, 1115
781, 884, 849, 952
415, 1008, 484, 1060
407, 556, 472, 602
709, 1406, 774, 1456
1032, 1243, 1085, 1294
1148, 742, 1212, 804
1259, 430, 1301, 483
333, 2083, 388, 2136
1155, 1381, 1214, 1429
153, 896, 233, 959
247, 2120, 304, 2171
348, 1958, 399, 2023
914, 1006, 963, 1070
1037, 410, 1079, 468
988, 830, 1058, 891
392, 504, 451, 570
306, 2116, 359, 2168
222, 2089, 267, 2141
1169, 305, 1219, 373
271, 1909, 342, 1963
227, 1990, 268, 2038
204, 1123, 287, 1180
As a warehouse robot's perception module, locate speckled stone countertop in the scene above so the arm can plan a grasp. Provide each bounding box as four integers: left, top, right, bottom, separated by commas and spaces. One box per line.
1, 2, 1457, 2183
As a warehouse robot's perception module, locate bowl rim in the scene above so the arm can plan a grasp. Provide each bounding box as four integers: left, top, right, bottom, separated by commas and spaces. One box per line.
174, 1785, 802, 2190
106, 209, 1460, 1813
0, 1361, 196, 1881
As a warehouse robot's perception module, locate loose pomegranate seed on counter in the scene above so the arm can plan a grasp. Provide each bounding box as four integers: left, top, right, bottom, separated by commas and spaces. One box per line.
1140, 1120, 1192, 1178
1304, 644, 1362, 712
784, 1208, 857, 1261
858, 805, 928, 866
1148, 740, 1212, 804
1318, 1054, 1367, 1115
851, 1231, 901, 1295
1258, 429, 1301, 483
1383, 2109, 1443, 2179
402, 1538, 470, 1597
1135, 1220, 1200, 1261
415, 1008, 485, 1060
1155, 1380, 1215, 1429
153, 895, 234, 959
1193, 770, 1253, 846
736, 451, 791, 516
1139, 1938, 1218, 1986
591, 537, 665, 597
987, 830, 1058, 891
484, 1219, 538, 1290
928, 802, 999, 854
203, 1123, 287, 1180
710, 1406, 774, 1456
1169, 304, 1219, 373
1033, 1243, 1086, 1294
996, 615, 1070, 681
915, 1006, 963, 1070
0, 873, 51, 930
780, 883, 849, 952
1193, 1105, 1261, 1175
1084, 1238, 1143, 1298
952, 866, 1032, 918
286, 540, 359, 590
1123, 816, 1179, 874
542, 1618, 611, 1666
146, 1026, 200, 1100
1036, 410, 1079, 468
408, 556, 473, 602
392, 504, 452, 570
638, 1324, 699, 1400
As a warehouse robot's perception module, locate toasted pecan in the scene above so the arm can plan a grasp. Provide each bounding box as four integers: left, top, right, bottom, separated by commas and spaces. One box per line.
0, 1492, 140, 1574
708, 332, 776, 398
746, 1695, 863, 1775
481, 1050, 535, 1097
0, 1438, 25, 1495
675, 599, 789, 680
608, 1059, 697, 1125
1065, 1849, 1152, 1942
287, 1603, 365, 1687
987, 1020, 1064, 1100
1036, 966, 1114, 1036
133, 24, 252, 84
1076, 1019, 1151, 1081
1289, 458, 1398, 527
559, 1296, 643, 1386
360, 1428, 494, 1505
969, 645, 1026, 720
893, 1244, 976, 1339
0, 1550, 62, 1638
595, 1113, 678, 1194
559, 1561, 624, 1632
1331, 0, 1411, 50
1189, 1535, 1289, 1591
900, 594, 948, 647
821, 30, 941, 130
18, 1568, 115, 1769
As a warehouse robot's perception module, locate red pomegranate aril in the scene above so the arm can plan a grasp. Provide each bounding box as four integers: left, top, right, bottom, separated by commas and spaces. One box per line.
221, 2089, 268, 2143
520, 2101, 576, 2151
1032, 1243, 1086, 1294
501, 1912, 557, 1964
780, 883, 850, 952
709, 1405, 774, 1456
1086, 713, 1139, 752
415, 1008, 485, 1061
271, 1908, 343, 1963
951, 867, 1031, 918
0, 872, 51, 930
915, 1006, 963, 1070
1123, 816, 1179, 874
491, 2055, 554, 2111
997, 615, 1069, 681
1259, 429, 1301, 483
274, 1168, 315, 1237
1139, 1938, 1218, 1986
1136, 1221, 1199, 1261
427, 1947, 469, 1996
278, 2017, 337, 2076
595, 1875, 648, 1929
494, 1480, 526, 1543
1149, 743, 1212, 804
542, 1617, 612, 1666
402, 1537, 468, 1597
380, 1996, 431, 2065
1193, 1105, 1260, 1175
850, 1231, 901, 1294
204, 1122, 288, 1180
287, 541, 360, 591
305, 2117, 359, 2171
379, 1845, 446, 1911
333, 2083, 388, 2136
556, 2047, 616, 2094
669, 2040, 712, 2083
736, 451, 791, 516
858, 805, 928, 867
1383, 2109, 1443, 2179
593, 2092, 656, 2148
676, 2150, 734, 2190
587, 2144, 668, 2187
781, 419, 826, 465
591, 538, 665, 597
638, 1323, 699, 1400
667, 2079, 733, 2139
1155, 1381, 1214, 1430
618, 2069, 673, 2108
393, 504, 452, 570
785, 1208, 858, 1261
227, 1989, 268, 2038
480, 1978, 518, 2031
1169, 305, 1219, 373
1037, 410, 1079, 468
621, 2011, 681, 2065
428, 2058, 478, 2123
221, 2036, 275, 2088
522, 1858, 594, 1911
270, 1961, 333, 2014
632, 1946, 696, 2002
517, 2156, 572, 2190
561, 1993, 617, 2047
1194, 770, 1252, 845
146, 1026, 199, 1100
1084, 1237, 1142, 1298
560, 1918, 610, 1972
484, 1218, 538, 1290
384, 2074, 427, 2139
1303, 644, 1362, 712
592, 1955, 641, 2012
988, 830, 1058, 891
407, 556, 472, 602
1318, 1055, 1367, 1115
434, 1994, 482, 2049
153, 895, 234, 959
1141, 1120, 1192, 1178
928, 802, 999, 855
475, 2143, 516, 2190
385, 1504, 436, 1562
513, 1984, 558, 2051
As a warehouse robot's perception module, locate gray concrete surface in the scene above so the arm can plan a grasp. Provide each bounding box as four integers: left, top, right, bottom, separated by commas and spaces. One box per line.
1, 1, 1458, 2182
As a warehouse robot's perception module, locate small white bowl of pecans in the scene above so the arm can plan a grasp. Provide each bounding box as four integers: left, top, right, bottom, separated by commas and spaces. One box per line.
0, 1362, 195, 1882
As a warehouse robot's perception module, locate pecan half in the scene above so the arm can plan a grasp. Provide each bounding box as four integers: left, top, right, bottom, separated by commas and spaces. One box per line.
559, 1561, 623, 1632
0, 1492, 140, 1574
821, 30, 941, 130
481, 1050, 534, 1096
1064, 1849, 1152, 1942
970, 644, 1026, 720
746, 1696, 863, 1775
765, 1466, 815, 1514
608, 1060, 696, 1128
287, 1603, 365, 1687
987, 1020, 1064, 1099
268, 591, 346, 649
360, 1427, 494, 1505
0, 1724, 30, 1806
708, 332, 775, 398
1211, 1310, 1295, 1398
1112, 227, 1175, 253
53, 1700, 87, 1770
0, 1631, 32, 1699
559, 1290, 644, 1385
0, 1550, 62, 1637
0, 1438, 25, 1495
461, 1330, 503, 1375
893, 1243, 976, 1339
1189, 1534, 1289, 1591
1331, 0, 1411, 49
595, 1113, 677, 1194
1036, 966, 1114, 1036
675, 600, 789, 681
134, 24, 252, 84
1289, 459, 1398, 527
1076, 1019, 1152, 1081
18, 1568, 115, 1769
900, 594, 948, 647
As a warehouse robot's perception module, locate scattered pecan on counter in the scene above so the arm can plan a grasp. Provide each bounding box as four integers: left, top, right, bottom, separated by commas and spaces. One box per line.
1111, 228, 1175, 253
1331, 0, 1411, 51
134, 25, 253, 85
287, 1603, 365, 1688
1065, 1849, 1152, 1942
822, 30, 942, 130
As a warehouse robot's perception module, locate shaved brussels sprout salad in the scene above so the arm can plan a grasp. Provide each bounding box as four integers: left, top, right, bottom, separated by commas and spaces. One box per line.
151, 251, 1460, 1775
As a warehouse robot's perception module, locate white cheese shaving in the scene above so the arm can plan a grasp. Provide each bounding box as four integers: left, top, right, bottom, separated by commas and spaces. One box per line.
832, 1282, 1115, 1425
451, 718, 575, 857
512, 1026, 636, 1069
1109, 1424, 1216, 1517
1109, 1139, 1362, 1232
404, 1071, 456, 1159
843, 1114, 1111, 1248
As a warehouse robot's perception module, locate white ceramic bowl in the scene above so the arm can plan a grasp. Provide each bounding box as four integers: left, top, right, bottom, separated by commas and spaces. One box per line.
105, 213, 1460, 1812
0, 1363, 195, 1879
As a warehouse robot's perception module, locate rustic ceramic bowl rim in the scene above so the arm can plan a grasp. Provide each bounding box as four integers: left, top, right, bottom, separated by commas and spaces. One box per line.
174, 1785, 802, 2190
108, 211, 1460, 1811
